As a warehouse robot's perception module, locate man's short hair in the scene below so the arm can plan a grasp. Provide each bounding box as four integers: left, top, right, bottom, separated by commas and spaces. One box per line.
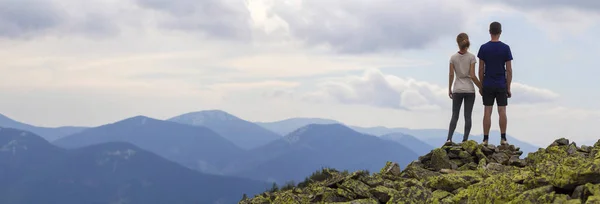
489, 22, 502, 35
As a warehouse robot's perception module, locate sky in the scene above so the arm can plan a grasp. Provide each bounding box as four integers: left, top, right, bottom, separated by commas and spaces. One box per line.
0, 0, 599, 147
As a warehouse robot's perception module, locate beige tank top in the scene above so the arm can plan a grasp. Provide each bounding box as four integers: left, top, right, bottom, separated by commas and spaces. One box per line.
450, 52, 477, 93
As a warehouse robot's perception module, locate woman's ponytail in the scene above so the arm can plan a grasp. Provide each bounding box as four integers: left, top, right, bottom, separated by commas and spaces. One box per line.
456, 33, 470, 50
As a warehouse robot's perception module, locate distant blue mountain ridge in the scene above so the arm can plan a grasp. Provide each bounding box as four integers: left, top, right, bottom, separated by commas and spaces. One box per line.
257, 117, 541, 157
0, 127, 269, 204
53, 115, 245, 175
0, 113, 87, 141
1, 110, 545, 185
224, 123, 419, 184
168, 110, 281, 150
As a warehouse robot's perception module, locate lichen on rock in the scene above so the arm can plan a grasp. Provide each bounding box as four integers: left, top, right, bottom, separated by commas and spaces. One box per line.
431, 148, 454, 171
240, 138, 600, 204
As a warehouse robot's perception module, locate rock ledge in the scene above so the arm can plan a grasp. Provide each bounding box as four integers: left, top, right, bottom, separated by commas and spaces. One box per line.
240, 138, 600, 204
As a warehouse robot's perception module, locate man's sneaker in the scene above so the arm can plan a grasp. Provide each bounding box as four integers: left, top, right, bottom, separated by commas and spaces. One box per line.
500, 139, 509, 146
482, 140, 488, 145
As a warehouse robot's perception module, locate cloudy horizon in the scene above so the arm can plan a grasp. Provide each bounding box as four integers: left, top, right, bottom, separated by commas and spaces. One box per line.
1, 0, 599, 147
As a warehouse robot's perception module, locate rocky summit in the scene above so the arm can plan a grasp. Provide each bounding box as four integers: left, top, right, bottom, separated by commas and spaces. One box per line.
239, 138, 600, 204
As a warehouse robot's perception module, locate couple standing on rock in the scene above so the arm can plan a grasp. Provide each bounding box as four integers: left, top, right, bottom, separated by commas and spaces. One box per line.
446, 21, 513, 146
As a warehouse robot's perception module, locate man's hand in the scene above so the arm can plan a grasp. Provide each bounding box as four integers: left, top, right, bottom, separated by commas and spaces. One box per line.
507, 89, 512, 98
449, 91, 453, 99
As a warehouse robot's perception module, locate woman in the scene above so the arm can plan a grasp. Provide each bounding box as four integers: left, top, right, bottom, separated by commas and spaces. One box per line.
446, 33, 482, 145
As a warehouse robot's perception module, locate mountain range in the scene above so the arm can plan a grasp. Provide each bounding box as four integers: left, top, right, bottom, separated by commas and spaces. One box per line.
0, 127, 269, 204
48, 115, 419, 184
168, 110, 281, 149
224, 124, 419, 184
1, 111, 541, 157
367, 128, 539, 157
0, 113, 86, 141
0, 109, 544, 202
255, 117, 340, 135
53, 116, 245, 174
380, 133, 434, 156
259, 117, 540, 157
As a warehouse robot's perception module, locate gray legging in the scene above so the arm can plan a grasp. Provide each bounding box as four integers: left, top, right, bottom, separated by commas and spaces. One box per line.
447, 93, 475, 142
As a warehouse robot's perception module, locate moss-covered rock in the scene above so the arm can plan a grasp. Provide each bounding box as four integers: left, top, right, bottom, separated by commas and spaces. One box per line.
458, 150, 473, 162
457, 162, 477, 171
380, 161, 401, 176
368, 186, 398, 203
431, 148, 454, 171
241, 138, 600, 204
424, 171, 482, 192
393, 179, 433, 203
555, 138, 570, 146
475, 148, 487, 162
477, 158, 487, 169
583, 183, 600, 203
430, 190, 452, 201
339, 179, 372, 198
270, 191, 308, 204
527, 143, 600, 190
400, 161, 441, 180
451, 170, 527, 203
490, 152, 510, 164
336, 198, 379, 204
359, 174, 384, 187
460, 140, 478, 155
509, 185, 555, 203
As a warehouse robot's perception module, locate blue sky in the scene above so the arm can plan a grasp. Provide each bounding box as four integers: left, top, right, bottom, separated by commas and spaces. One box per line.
0, 0, 599, 146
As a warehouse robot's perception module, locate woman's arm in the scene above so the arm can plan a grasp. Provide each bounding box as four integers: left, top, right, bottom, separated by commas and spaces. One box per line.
470, 62, 482, 89
449, 63, 455, 99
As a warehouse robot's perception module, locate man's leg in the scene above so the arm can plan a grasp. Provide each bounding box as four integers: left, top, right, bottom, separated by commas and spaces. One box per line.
498, 106, 507, 139
497, 88, 509, 144
483, 106, 493, 143
462, 93, 475, 142
482, 87, 495, 144
447, 93, 464, 142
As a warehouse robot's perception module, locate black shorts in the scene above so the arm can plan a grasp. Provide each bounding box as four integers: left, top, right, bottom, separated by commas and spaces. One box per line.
482, 87, 508, 106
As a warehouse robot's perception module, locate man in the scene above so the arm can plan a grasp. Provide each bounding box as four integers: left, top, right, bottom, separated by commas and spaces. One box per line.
477, 21, 513, 145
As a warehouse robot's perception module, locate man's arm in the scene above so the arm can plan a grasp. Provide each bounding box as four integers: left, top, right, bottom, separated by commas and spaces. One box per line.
506, 45, 513, 97
478, 59, 485, 85
506, 60, 512, 97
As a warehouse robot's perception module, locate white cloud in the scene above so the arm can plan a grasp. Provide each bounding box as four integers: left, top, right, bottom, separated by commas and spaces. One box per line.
0, 0, 63, 38
220, 52, 431, 78
208, 80, 300, 92
279, 69, 560, 111
510, 83, 560, 104
134, 0, 253, 41
0, 0, 255, 40
524, 8, 599, 40
263, 0, 474, 53
471, 1, 600, 40
0, 0, 137, 39
482, 0, 600, 11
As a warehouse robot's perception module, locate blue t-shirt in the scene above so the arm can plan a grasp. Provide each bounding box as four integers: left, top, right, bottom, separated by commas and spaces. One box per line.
477, 41, 513, 88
